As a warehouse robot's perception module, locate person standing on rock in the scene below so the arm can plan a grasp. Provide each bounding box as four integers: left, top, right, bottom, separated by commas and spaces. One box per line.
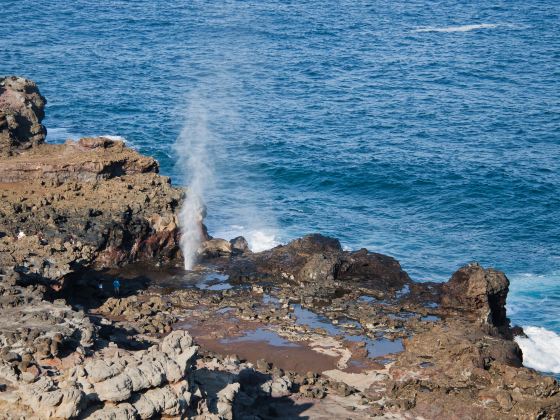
113, 278, 121, 296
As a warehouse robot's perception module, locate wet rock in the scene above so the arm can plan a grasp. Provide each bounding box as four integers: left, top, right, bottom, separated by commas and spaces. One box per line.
230, 236, 249, 255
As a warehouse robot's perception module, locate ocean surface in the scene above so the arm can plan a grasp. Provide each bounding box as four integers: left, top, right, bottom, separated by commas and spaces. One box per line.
1, 1, 559, 376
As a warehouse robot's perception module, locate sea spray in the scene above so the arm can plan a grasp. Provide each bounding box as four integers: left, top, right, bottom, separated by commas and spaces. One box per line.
515, 326, 560, 374
175, 100, 213, 270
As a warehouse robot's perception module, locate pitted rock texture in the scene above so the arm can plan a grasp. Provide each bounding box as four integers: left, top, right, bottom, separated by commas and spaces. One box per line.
0, 272, 94, 371
0, 331, 214, 419
75, 331, 197, 416
0, 139, 184, 286
0, 76, 46, 156
217, 234, 411, 293
442, 263, 510, 331
0, 138, 159, 184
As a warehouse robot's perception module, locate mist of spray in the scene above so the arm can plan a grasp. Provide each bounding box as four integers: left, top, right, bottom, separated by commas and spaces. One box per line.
175, 100, 213, 270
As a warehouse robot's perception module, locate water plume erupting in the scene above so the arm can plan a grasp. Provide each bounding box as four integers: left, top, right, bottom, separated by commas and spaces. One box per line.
175, 100, 213, 270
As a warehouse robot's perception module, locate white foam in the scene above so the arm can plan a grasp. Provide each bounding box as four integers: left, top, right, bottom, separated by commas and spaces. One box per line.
214, 225, 281, 253
246, 230, 281, 252
46, 127, 80, 143
414, 24, 498, 33
100, 135, 127, 142
515, 326, 560, 374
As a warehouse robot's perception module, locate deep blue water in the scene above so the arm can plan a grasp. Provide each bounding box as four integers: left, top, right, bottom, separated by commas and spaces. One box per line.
1, 0, 559, 372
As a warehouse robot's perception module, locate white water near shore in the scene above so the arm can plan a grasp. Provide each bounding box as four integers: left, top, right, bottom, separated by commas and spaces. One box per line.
508, 272, 560, 376
214, 225, 281, 252
515, 327, 560, 374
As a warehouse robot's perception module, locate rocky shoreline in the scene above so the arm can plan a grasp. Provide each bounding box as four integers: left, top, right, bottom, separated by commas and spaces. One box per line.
0, 77, 558, 419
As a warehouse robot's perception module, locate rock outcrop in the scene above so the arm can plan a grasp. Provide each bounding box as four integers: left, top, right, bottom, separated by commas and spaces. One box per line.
0, 78, 208, 418
0, 78, 186, 289
221, 234, 411, 293
1, 330, 222, 419
0, 76, 47, 156
442, 263, 510, 333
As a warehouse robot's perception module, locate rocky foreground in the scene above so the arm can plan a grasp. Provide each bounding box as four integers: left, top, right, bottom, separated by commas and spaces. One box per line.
0, 76, 558, 419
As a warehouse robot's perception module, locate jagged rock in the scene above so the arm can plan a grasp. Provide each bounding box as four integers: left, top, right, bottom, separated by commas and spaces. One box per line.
93, 372, 134, 402
230, 236, 249, 255
216, 382, 240, 420
84, 360, 122, 383
0, 138, 159, 184
0, 361, 18, 383
442, 263, 510, 330
135, 385, 182, 417
0, 146, 184, 286
17, 378, 84, 419
0, 76, 46, 156
226, 234, 410, 292
82, 331, 197, 405
88, 403, 137, 420
0, 78, 190, 285
260, 376, 292, 398
198, 239, 232, 258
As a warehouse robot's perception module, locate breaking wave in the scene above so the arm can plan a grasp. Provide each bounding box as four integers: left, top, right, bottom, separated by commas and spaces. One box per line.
246, 230, 281, 252
100, 134, 127, 142
515, 326, 560, 374
213, 225, 281, 252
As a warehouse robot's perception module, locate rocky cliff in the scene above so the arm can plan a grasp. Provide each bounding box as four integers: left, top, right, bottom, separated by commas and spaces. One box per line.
0, 77, 184, 290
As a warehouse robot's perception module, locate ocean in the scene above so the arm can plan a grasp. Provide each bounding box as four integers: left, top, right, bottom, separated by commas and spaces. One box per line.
1, 0, 558, 376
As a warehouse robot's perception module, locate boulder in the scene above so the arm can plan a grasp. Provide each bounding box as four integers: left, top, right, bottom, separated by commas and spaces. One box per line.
442, 263, 510, 330
0, 76, 46, 156
198, 238, 232, 258
230, 236, 249, 255
227, 234, 410, 292
216, 382, 240, 420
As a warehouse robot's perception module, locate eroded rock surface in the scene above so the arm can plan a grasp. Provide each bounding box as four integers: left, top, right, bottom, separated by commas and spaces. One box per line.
442, 262, 510, 332
0, 141, 185, 290
0, 76, 46, 156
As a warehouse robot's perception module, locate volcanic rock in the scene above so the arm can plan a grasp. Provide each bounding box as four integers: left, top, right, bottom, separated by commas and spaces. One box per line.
442, 263, 510, 332
0, 76, 46, 156
225, 234, 410, 293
